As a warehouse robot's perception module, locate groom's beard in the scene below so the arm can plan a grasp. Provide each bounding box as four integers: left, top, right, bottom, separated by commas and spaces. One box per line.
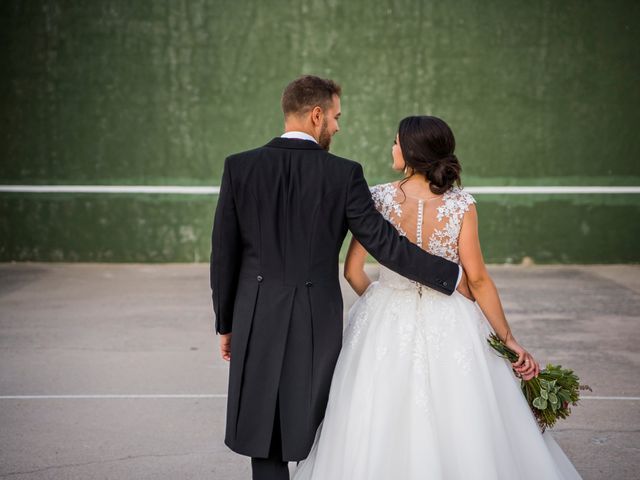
318, 119, 332, 150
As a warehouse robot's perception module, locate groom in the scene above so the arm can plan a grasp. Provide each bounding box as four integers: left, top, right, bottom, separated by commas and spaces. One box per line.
210, 75, 466, 479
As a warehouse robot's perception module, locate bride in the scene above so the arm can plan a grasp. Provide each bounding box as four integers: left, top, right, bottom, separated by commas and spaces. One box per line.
292, 116, 582, 479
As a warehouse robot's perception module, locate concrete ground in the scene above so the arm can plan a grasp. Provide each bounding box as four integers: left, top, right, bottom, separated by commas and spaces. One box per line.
0, 263, 638, 480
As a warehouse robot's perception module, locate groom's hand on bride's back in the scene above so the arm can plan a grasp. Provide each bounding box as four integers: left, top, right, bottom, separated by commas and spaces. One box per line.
456, 268, 475, 301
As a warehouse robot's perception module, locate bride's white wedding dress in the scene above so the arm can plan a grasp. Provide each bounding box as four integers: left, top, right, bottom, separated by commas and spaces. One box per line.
293, 183, 582, 479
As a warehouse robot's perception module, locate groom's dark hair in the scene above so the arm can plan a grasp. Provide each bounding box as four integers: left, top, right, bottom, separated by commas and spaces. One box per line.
281, 75, 341, 116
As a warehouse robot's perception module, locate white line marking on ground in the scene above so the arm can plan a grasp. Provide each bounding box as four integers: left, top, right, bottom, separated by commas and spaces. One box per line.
579, 396, 640, 401
0, 394, 637, 400
0, 394, 228, 399
0, 185, 639, 195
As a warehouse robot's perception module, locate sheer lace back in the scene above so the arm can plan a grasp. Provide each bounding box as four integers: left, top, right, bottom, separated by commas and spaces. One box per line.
370, 182, 475, 289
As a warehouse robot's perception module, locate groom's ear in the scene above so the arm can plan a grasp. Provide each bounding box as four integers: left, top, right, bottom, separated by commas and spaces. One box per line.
310, 105, 324, 126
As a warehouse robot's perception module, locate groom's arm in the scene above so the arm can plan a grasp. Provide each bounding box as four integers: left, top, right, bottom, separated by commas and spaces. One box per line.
345, 163, 459, 295
210, 157, 242, 334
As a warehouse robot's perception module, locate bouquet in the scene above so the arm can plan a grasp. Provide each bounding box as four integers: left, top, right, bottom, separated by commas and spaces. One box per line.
487, 333, 592, 432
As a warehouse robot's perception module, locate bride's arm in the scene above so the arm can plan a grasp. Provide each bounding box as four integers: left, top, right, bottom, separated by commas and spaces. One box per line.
458, 204, 540, 379
344, 236, 372, 296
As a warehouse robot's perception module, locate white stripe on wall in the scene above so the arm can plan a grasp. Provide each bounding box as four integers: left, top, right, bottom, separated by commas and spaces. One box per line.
0, 185, 639, 195
0, 185, 221, 194
467, 186, 640, 194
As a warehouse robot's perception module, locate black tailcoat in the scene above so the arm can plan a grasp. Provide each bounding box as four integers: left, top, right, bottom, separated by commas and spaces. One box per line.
210, 137, 458, 461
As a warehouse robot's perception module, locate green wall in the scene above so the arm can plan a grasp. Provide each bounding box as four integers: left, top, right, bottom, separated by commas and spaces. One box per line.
1, 1, 639, 263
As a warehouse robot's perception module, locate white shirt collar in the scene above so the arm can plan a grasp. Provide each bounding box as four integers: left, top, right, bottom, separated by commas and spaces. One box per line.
281, 131, 318, 144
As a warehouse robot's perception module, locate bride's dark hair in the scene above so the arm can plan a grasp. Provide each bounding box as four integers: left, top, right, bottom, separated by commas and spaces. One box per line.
397, 115, 462, 196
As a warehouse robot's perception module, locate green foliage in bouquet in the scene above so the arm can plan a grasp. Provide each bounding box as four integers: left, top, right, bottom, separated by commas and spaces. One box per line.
487, 333, 592, 432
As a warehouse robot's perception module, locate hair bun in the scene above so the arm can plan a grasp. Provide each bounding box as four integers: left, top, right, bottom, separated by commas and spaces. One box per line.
426, 154, 462, 195
396, 115, 462, 195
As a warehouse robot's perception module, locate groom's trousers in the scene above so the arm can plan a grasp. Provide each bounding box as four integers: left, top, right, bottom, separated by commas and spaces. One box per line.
251, 398, 289, 480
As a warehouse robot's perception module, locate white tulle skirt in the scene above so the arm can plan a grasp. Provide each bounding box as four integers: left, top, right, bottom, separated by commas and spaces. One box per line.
293, 272, 582, 480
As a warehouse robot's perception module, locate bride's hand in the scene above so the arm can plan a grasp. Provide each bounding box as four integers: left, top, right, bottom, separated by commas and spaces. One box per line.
505, 336, 540, 380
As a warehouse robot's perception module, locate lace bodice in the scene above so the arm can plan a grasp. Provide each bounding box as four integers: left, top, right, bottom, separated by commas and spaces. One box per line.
371, 183, 475, 294
371, 182, 475, 263
370, 182, 475, 291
